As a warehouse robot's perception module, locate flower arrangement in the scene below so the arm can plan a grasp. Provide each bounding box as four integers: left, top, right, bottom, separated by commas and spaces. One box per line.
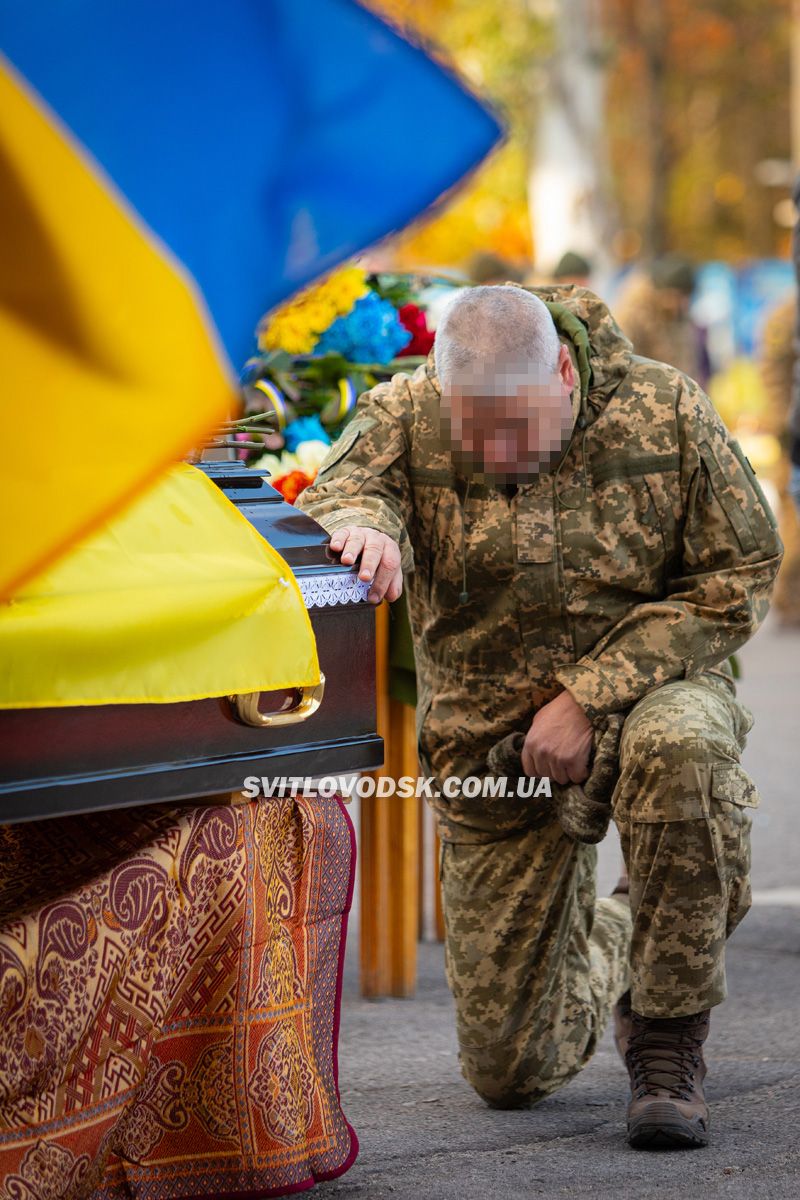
259, 266, 369, 355
314, 290, 412, 364
219, 270, 445, 503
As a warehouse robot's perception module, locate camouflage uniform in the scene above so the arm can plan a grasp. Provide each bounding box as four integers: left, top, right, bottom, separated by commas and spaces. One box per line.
297, 284, 782, 1107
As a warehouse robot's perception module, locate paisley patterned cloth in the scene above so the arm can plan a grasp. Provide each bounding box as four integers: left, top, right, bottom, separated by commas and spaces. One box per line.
0, 794, 357, 1199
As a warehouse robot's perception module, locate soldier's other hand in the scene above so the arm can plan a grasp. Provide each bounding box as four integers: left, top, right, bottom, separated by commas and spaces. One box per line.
329, 526, 403, 604
522, 690, 593, 786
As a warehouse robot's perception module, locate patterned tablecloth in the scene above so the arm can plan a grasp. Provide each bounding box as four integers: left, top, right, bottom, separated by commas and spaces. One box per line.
0, 793, 358, 1199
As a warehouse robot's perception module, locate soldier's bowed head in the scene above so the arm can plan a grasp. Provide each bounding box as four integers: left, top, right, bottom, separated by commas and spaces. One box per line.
435, 285, 576, 484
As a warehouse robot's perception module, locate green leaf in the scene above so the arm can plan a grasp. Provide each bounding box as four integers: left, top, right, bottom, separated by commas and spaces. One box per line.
263, 349, 293, 373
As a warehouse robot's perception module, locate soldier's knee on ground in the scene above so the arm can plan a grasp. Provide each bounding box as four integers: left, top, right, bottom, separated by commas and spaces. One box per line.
458, 1039, 567, 1110
456, 995, 602, 1111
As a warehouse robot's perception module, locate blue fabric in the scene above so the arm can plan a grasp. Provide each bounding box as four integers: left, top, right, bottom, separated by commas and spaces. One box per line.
1, 0, 502, 371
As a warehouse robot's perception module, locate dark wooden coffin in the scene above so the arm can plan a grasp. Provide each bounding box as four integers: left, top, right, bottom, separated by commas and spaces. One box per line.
0, 463, 383, 822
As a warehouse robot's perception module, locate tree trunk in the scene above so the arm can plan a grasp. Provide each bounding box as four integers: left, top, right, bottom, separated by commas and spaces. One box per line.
528, 0, 618, 272
637, 0, 669, 257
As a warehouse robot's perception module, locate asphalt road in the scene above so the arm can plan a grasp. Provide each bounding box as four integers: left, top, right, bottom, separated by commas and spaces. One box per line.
328, 616, 800, 1199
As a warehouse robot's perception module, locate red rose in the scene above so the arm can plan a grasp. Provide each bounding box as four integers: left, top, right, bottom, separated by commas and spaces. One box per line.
397, 303, 435, 356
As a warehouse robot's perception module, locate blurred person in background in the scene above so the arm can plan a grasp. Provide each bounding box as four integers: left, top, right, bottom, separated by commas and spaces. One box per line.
758, 176, 800, 626
616, 254, 711, 388
552, 249, 593, 289
790, 175, 800, 519
468, 250, 525, 285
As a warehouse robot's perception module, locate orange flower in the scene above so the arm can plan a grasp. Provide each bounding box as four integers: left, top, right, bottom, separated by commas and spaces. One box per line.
271, 469, 316, 504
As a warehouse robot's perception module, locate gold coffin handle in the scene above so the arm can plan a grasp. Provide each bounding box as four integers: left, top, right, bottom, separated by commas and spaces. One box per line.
228, 673, 325, 728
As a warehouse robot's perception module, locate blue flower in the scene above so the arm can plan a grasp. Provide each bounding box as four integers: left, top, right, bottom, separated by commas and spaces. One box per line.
284, 414, 331, 451
313, 291, 412, 364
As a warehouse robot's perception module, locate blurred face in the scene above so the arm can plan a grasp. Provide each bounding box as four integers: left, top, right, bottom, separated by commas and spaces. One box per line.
440, 345, 576, 483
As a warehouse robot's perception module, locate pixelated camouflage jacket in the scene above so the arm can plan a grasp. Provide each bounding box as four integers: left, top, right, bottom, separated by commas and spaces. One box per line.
296, 285, 783, 827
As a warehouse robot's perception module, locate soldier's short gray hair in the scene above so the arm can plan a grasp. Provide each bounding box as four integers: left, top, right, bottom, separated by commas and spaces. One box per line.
434, 285, 561, 393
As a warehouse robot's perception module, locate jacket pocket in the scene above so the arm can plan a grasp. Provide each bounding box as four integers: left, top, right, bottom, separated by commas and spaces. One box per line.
697, 437, 774, 555
710, 762, 760, 809
572, 474, 666, 583
729, 439, 779, 532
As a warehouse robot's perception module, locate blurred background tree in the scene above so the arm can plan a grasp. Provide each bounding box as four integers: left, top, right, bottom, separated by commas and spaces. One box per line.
368, 0, 793, 273
605, 0, 792, 263
369, 0, 549, 270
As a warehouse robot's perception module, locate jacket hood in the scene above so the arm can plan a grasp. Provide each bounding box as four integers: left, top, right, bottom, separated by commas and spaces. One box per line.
520, 283, 634, 421
425, 282, 633, 429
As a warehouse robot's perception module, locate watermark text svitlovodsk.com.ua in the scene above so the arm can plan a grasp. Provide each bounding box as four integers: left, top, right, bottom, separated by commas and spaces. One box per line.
241, 775, 553, 800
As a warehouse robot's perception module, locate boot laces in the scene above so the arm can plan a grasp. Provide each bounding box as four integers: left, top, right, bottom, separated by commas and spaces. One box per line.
625, 1014, 707, 1102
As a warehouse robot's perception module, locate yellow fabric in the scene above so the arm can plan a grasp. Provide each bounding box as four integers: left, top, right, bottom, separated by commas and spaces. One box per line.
0, 58, 235, 601
0, 464, 320, 708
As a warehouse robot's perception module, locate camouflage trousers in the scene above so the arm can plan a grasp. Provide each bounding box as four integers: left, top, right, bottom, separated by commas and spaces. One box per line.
438, 670, 758, 1109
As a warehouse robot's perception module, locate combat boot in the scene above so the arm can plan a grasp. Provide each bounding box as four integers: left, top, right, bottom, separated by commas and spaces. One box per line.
624, 1009, 711, 1149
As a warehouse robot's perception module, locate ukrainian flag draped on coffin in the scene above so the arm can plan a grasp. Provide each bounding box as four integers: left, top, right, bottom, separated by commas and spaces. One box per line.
0, 0, 502, 705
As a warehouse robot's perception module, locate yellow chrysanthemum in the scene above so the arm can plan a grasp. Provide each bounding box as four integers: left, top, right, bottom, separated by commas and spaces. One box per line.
259, 266, 368, 354
259, 314, 316, 354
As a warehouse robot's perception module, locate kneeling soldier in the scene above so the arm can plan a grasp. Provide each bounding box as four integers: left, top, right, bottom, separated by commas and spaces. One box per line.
297, 283, 782, 1149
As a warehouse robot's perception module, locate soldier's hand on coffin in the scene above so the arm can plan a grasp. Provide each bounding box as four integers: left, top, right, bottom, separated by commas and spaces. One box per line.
521, 689, 594, 785
329, 526, 403, 604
